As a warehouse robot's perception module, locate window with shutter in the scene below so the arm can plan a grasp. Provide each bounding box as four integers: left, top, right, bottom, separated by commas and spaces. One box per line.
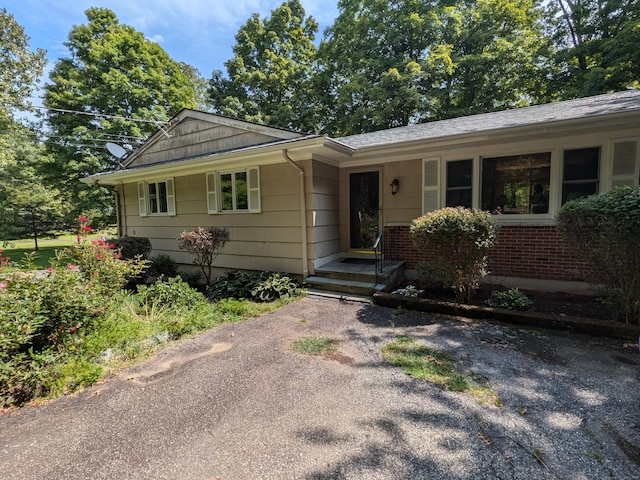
207, 167, 260, 214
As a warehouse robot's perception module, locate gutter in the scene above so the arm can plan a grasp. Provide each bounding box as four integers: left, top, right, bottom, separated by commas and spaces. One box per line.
282, 150, 309, 279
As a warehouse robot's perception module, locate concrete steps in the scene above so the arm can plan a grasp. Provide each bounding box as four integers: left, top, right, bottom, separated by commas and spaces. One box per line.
304, 257, 404, 296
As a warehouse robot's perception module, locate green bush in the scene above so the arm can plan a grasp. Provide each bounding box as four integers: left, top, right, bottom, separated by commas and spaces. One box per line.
178, 270, 203, 289
556, 185, 640, 324
147, 255, 178, 279
135, 275, 206, 310
410, 207, 496, 304
108, 236, 152, 260
207, 271, 301, 302
485, 288, 535, 311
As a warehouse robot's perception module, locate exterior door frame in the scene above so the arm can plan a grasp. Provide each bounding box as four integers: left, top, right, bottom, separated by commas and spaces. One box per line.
347, 167, 382, 252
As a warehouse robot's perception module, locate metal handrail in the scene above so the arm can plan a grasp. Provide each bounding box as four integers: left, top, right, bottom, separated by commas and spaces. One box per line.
373, 231, 384, 285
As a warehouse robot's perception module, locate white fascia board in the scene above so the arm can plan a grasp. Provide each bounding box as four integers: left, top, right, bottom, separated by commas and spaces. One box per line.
83, 136, 349, 185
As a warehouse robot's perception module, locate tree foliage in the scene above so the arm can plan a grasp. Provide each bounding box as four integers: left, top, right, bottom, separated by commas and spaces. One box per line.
43, 7, 197, 223
551, 0, 640, 98
317, 0, 552, 136
208, 0, 318, 131
556, 186, 640, 324
0, 8, 46, 119
0, 9, 63, 246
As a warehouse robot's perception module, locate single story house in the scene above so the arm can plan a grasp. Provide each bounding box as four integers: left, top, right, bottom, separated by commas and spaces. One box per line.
85, 90, 640, 294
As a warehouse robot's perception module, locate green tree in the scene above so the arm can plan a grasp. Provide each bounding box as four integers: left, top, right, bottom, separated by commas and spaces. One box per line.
208, 0, 318, 131
424, 0, 553, 120
551, 0, 640, 97
0, 126, 68, 248
317, 0, 436, 135
0, 8, 46, 119
0, 9, 63, 247
44, 7, 196, 224
317, 0, 551, 135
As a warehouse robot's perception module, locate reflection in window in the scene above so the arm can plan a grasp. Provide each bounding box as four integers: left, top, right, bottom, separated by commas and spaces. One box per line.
481, 152, 551, 214
562, 147, 600, 204
148, 181, 168, 214
221, 172, 249, 212
446, 159, 472, 208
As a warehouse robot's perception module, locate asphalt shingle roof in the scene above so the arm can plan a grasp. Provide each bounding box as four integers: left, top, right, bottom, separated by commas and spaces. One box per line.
337, 90, 640, 149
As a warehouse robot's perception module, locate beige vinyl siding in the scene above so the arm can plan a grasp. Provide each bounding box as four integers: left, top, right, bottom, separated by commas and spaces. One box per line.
311, 161, 340, 261
119, 163, 308, 275
383, 159, 422, 225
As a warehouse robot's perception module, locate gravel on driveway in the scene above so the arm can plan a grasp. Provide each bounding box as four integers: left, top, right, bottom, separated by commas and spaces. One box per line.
1, 295, 639, 479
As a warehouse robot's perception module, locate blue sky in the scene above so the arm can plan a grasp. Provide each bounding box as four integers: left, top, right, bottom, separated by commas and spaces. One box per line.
7, 0, 339, 87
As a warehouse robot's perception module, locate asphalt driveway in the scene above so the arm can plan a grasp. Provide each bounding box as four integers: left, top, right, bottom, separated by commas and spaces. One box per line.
1, 295, 639, 479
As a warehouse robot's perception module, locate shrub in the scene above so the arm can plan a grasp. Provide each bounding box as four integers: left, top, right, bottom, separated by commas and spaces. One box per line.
556, 186, 640, 324
416, 260, 447, 290
177, 227, 229, 285
135, 276, 206, 311
147, 255, 178, 279
69, 239, 148, 295
178, 270, 203, 289
108, 236, 152, 260
207, 270, 301, 302
410, 207, 496, 304
485, 288, 535, 311
207, 271, 257, 300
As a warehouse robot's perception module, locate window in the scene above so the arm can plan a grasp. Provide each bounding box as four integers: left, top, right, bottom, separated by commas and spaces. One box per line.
562, 147, 600, 204
137, 179, 175, 216
207, 167, 260, 214
446, 159, 472, 208
481, 152, 551, 214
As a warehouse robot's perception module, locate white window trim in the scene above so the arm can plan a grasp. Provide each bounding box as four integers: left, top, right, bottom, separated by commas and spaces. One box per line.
137, 178, 176, 217
206, 166, 260, 214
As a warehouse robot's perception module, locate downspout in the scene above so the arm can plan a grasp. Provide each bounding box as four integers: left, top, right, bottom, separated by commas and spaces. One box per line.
282, 150, 309, 278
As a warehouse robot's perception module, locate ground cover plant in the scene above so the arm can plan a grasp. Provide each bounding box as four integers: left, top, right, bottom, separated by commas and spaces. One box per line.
485, 288, 535, 311
207, 270, 301, 302
382, 335, 500, 407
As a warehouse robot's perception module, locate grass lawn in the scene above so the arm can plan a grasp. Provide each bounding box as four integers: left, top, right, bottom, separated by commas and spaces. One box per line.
1, 231, 114, 270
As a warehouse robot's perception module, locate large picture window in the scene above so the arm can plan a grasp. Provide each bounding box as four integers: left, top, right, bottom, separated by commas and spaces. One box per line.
207, 167, 260, 214
481, 152, 551, 214
562, 147, 600, 204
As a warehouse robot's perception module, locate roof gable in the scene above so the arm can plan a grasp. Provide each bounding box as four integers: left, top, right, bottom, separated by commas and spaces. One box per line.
123, 109, 305, 168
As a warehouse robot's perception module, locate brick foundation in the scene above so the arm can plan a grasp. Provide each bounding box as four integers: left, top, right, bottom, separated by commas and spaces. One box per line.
384, 225, 587, 282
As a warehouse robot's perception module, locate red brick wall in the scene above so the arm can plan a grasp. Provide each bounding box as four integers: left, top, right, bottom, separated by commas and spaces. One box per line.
384, 225, 587, 281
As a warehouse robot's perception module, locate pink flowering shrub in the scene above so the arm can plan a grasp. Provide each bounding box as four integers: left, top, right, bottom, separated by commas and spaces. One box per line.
178, 227, 229, 284
0, 217, 148, 407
